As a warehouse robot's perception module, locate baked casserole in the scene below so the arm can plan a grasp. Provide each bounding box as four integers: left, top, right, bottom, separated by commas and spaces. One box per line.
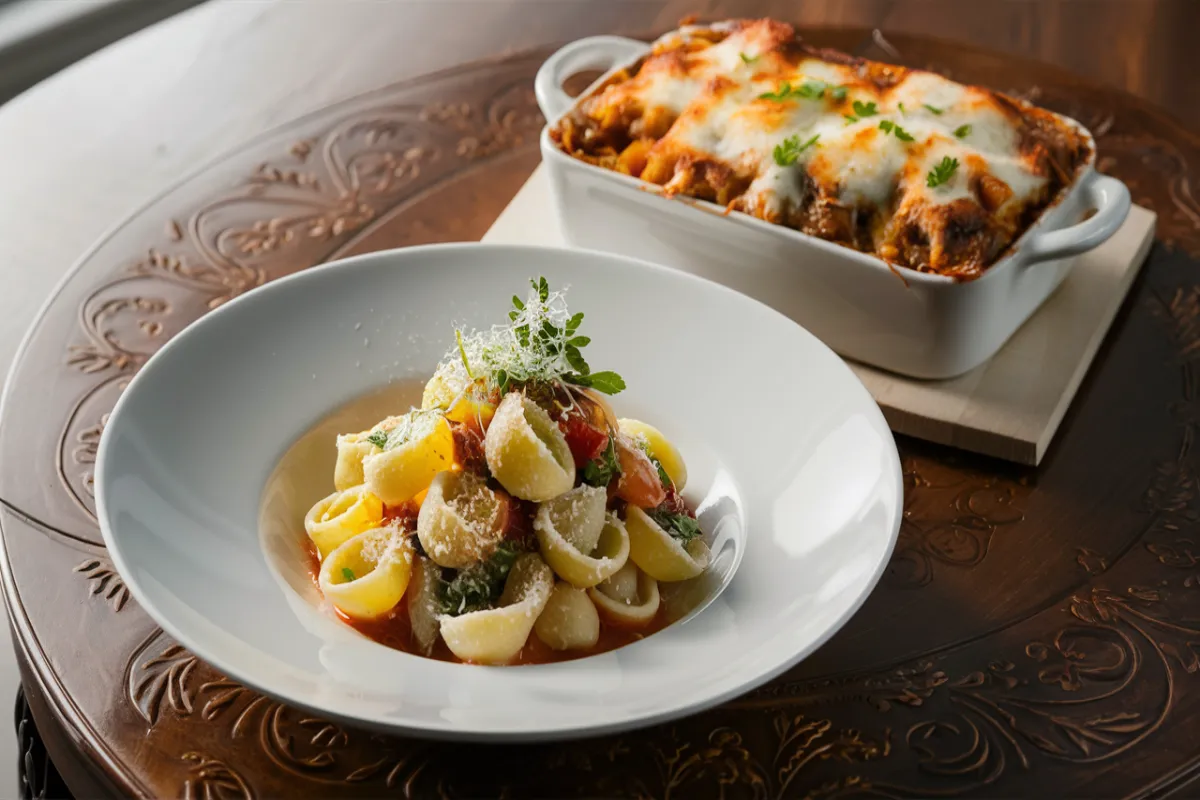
550, 19, 1093, 280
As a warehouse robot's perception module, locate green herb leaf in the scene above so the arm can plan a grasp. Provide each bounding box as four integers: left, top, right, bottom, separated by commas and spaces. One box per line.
341, 567, 356, 582
365, 430, 388, 449
772, 133, 820, 166
954, 123, 972, 138
879, 120, 914, 142
760, 80, 830, 102
925, 156, 960, 188
650, 455, 673, 489
512, 295, 524, 311
852, 100, 877, 118
440, 542, 524, 616
844, 114, 858, 124
565, 312, 584, 334
830, 85, 848, 102
495, 369, 510, 394
647, 507, 702, 544
566, 335, 591, 347
582, 436, 622, 487
898, 102, 907, 114
579, 371, 626, 395
535, 277, 549, 302
923, 104, 943, 115
739, 52, 758, 64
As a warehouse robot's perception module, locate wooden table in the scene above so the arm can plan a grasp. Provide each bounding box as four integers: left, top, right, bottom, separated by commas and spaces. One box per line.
1, 1, 1199, 797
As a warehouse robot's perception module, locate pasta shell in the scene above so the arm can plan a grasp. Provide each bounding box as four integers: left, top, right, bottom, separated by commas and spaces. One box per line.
304, 486, 384, 558
422, 364, 466, 410
318, 527, 413, 620
333, 433, 374, 491
538, 484, 607, 553
416, 471, 508, 568
484, 393, 574, 502
589, 561, 661, 628
625, 506, 710, 582
438, 552, 554, 664
535, 511, 629, 589
363, 412, 456, 505
617, 418, 688, 490
535, 583, 600, 650
407, 555, 442, 656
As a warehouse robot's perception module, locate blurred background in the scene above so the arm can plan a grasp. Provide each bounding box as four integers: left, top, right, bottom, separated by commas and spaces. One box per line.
0, 0, 202, 103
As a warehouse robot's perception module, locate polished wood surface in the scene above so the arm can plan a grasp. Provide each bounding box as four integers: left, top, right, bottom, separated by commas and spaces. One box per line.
1, 2, 1199, 798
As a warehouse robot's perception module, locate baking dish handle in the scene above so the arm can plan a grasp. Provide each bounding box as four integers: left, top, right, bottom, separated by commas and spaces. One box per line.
1019, 172, 1131, 266
535, 36, 651, 121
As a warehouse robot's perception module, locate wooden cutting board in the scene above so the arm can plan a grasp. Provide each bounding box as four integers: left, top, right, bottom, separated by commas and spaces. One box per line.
482, 164, 1156, 465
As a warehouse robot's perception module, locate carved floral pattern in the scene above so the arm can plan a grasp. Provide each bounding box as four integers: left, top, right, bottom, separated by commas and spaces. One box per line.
0, 35, 1193, 800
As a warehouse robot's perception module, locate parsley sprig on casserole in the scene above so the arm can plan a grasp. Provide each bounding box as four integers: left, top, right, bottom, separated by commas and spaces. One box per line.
550, 19, 1092, 280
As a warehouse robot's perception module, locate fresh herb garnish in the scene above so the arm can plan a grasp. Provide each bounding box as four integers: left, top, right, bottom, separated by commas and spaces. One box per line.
844, 114, 858, 124
925, 156, 960, 188
852, 100, 878, 118
879, 120, 915, 142
459, 278, 624, 395
648, 507, 702, 544
651, 456, 673, 489
923, 104, 943, 115
773, 133, 820, 166
341, 567, 356, 582
954, 124, 972, 138
365, 430, 389, 449
739, 52, 758, 64
759, 80, 840, 102
440, 542, 523, 616
898, 102, 907, 114
455, 328, 474, 379
582, 435, 622, 487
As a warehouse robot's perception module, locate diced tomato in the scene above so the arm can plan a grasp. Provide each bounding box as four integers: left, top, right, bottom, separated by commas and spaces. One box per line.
614, 436, 667, 508
560, 411, 609, 468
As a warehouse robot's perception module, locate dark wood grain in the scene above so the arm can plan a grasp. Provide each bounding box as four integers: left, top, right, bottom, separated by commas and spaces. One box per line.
1, 3, 1200, 798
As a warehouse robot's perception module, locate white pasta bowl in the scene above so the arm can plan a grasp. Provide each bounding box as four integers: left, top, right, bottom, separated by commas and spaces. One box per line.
96, 243, 903, 741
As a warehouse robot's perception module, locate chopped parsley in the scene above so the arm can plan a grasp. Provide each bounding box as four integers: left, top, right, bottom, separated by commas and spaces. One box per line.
440, 542, 523, 616
926, 156, 960, 188
364, 408, 443, 451
879, 120, 915, 142
365, 430, 388, 449
647, 507, 702, 544
773, 133, 820, 166
582, 435, 622, 487
852, 100, 878, 118
759, 80, 842, 102
954, 124, 972, 138
923, 104, 943, 115
341, 567, 356, 582
898, 102, 907, 114
739, 52, 758, 64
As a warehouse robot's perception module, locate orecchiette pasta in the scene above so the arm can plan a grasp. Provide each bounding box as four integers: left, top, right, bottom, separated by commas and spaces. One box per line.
535, 583, 600, 650
535, 510, 630, 588
438, 553, 554, 664
333, 433, 374, 490
588, 561, 661, 627
318, 527, 413, 619
363, 411, 456, 505
625, 506, 711, 582
305, 486, 384, 558
416, 471, 509, 569
485, 392, 575, 502
299, 276, 711, 665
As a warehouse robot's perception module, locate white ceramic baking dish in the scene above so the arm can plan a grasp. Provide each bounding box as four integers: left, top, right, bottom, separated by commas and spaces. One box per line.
534, 35, 1131, 379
